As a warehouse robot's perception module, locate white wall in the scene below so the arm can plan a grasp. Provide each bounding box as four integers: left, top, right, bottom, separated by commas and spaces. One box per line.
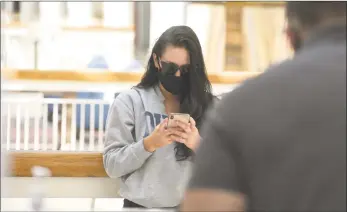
186, 4, 226, 73
149, 2, 186, 49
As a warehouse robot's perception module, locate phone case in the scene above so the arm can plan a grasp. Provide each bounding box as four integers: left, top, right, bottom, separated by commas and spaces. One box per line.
167, 113, 190, 128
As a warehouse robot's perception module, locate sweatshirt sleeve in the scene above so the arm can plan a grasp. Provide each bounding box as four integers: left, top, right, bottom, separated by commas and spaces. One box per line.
103, 93, 153, 178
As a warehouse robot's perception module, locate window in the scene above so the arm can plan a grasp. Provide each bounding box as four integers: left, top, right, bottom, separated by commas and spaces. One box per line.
225, 2, 290, 72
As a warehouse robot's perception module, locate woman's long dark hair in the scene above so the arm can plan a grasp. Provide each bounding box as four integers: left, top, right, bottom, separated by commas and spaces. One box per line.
136, 25, 214, 160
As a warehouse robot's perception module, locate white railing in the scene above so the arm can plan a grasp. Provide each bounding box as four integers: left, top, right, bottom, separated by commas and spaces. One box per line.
1, 97, 111, 152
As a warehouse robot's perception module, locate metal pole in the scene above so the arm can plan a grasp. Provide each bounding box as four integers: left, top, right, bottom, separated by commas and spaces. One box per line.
134, 2, 151, 62
34, 40, 39, 69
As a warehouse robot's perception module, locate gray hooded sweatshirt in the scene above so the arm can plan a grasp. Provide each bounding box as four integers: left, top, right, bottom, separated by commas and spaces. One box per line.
103, 85, 193, 208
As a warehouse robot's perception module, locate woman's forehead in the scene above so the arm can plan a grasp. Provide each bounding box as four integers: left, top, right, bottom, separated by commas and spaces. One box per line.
161, 46, 190, 66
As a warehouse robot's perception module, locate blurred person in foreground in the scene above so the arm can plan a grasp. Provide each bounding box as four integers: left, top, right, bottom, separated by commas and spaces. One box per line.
181, 2, 346, 212
103, 26, 216, 209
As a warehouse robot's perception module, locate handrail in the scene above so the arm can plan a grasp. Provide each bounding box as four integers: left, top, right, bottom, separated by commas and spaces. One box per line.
2, 97, 108, 152
2, 69, 260, 85
8, 151, 107, 177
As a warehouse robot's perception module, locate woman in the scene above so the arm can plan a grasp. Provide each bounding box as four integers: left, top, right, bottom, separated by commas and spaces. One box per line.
103, 25, 215, 209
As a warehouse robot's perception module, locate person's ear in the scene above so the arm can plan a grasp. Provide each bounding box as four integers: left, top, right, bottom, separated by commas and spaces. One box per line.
153, 53, 160, 70
285, 25, 302, 52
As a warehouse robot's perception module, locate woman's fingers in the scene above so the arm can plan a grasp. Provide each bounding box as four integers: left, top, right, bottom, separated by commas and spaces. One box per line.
168, 129, 189, 143
175, 120, 191, 133
166, 137, 174, 143
164, 125, 190, 143
189, 117, 196, 127
173, 130, 188, 139
158, 118, 168, 131
170, 135, 186, 143
164, 127, 174, 135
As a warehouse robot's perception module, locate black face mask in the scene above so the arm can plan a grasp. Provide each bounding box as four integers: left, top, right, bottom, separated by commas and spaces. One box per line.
158, 72, 183, 95
157, 60, 189, 95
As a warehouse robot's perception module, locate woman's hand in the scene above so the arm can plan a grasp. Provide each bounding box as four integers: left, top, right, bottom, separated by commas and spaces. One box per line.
143, 118, 174, 152
170, 117, 201, 151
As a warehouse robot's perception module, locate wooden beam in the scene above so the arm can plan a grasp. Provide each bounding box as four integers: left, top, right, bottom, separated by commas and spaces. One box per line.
191, 2, 284, 7
8, 151, 107, 177
2, 69, 143, 83
2, 69, 260, 85
225, 1, 285, 7
225, 5, 244, 71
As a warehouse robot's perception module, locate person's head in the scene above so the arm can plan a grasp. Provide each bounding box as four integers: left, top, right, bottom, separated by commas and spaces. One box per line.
138, 25, 211, 98
285, 2, 346, 51
137, 25, 214, 160
138, 25, 213, 118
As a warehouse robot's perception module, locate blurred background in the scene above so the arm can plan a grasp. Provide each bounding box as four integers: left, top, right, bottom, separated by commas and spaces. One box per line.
1, 1, 292, 211
1, 1, 290, 72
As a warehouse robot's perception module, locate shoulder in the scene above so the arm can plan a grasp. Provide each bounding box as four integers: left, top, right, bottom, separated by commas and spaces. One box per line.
112, 89, 133, 106
111, 88, 141, 111
114, 86, 154, 107
116, 86, 149, 102
203, 93, 220, 109
116, 89, 138, 101
211, 95, 221, 107
204, 92, 219, 102
221, 61, 290, 102
228, 58, 300, 95
212, 59, 299, 123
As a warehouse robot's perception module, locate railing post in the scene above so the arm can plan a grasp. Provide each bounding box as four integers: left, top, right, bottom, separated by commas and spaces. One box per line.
2, 98, 109, 152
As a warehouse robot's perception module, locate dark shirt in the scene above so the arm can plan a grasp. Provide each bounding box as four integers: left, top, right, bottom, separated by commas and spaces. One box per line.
189, 23, 346, 212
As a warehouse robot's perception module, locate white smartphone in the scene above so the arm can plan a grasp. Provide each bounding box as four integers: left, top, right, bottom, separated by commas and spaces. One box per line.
167, 113, 190, 128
